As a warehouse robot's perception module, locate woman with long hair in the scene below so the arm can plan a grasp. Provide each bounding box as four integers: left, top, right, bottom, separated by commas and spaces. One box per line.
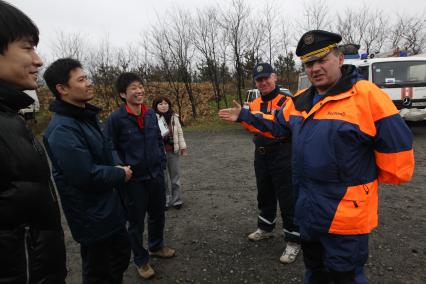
152, 96, 188, 209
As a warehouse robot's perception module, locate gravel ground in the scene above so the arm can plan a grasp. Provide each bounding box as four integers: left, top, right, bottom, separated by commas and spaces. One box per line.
62, 125, 426, 284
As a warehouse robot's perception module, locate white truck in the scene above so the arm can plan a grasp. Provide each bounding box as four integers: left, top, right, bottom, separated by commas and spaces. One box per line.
298, 54, 426, 122
19, 90, 40, 120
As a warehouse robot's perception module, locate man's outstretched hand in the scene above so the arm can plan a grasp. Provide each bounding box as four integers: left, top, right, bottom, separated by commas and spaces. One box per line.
218, 100, 242, 122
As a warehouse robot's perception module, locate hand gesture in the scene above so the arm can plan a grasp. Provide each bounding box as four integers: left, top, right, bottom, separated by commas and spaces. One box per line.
116, 165, 132, 182
218, 100, 242, 122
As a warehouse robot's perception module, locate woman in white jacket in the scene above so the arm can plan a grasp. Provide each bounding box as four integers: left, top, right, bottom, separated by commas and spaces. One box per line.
153, 96, 187, 209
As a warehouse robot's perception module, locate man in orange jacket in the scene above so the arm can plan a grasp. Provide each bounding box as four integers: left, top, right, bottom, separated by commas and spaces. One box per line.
243, 63, 300, 264
219, 30, 414, 283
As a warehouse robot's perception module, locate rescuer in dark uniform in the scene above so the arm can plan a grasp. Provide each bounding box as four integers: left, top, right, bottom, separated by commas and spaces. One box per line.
243, 63, 300, 264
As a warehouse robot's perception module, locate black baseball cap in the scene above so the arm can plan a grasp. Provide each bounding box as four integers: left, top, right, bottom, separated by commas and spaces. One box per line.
253, 63, 274, 80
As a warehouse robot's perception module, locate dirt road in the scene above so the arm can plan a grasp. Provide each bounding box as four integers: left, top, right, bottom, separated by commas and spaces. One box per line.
63, 126, 426, 284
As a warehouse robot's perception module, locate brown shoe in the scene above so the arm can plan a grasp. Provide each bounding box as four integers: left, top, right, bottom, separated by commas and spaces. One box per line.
149, 246, 176, 258
137, 263, 155, 279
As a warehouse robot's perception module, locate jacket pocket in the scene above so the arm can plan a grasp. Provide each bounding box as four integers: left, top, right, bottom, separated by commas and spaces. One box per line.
329, 181, 378, 235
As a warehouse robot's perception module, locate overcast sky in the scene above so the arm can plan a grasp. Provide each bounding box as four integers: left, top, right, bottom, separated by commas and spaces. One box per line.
11, 0, 426, 60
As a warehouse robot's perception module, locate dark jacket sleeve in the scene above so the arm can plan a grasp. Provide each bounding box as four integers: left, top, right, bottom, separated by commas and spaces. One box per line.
105, 114, 124, 165
362, 81, 415, 184
238, 107, 291, 138
46, 123, 124, 190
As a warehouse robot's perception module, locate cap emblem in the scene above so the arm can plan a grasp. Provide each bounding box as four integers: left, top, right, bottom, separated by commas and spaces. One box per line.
256, 65, 263, 72
304, 34, 314, 45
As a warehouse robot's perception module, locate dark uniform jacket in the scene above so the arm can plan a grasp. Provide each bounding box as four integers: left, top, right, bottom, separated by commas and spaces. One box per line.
106, 104, 166, 181
243, 86, 291, 147
0, 82, 66, 283
43, 99, 125, 245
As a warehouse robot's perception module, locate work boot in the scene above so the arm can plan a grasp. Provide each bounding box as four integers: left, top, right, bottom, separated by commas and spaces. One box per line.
137, 263, 155, 279
248, 228, 273, 241
149, 246, 176, 258
280, 242, 300, 264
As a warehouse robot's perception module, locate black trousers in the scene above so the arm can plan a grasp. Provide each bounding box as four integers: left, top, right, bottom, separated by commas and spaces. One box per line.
80, 227, 131, 284
254, 143, 299, 243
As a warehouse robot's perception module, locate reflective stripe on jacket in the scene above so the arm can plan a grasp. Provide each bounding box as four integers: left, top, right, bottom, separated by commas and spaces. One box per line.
237, 65, 415, 235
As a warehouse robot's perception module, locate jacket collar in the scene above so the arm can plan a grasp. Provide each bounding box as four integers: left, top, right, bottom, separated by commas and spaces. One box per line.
49, 99, 100, 120
119, 103, 153, 116
293, 65, 363, 113
0, 80, 35, 112
261, 86, 280, 102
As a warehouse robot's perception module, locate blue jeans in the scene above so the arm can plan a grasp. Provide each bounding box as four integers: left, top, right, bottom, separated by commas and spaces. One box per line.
124, 175, 166, 267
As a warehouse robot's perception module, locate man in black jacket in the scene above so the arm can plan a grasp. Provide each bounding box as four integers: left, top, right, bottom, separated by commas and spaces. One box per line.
0, 1, 67, 283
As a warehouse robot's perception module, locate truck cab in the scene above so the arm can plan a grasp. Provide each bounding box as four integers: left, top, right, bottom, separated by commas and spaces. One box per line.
19, 90, 40, 120
352, 56, 426, 121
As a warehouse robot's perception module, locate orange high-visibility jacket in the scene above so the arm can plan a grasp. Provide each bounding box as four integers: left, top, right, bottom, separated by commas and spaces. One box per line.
241, 91, 289, 140
237, 65, 415, 235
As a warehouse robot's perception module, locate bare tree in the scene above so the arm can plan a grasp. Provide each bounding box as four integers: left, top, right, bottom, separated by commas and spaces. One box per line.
275, 23, 296, 90
51, 31, 87, 62
150, 24, 184, 118
334, 6, 387, 54
246, 17, 265, 65
390, 14, 426, 55
389, 16, 405, 50
221, 0, 250, 105
297, 0, 332, 32
135, 34, 154, 82
115, 47, 132, 72
193, 7, 223, 110
243, 16, 266, 86
335, 9, 367, 46
263, 0, 279, 65
157, 9, 197, 119
87, 36, 120, 111
361, 10, 387, 54
218, 24, 230, 108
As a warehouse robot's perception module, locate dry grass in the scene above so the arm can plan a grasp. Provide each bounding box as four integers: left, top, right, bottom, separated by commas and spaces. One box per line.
32, 82, 243, 135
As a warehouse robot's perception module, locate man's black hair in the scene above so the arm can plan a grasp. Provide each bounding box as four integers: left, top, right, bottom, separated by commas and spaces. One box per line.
43, 58, 82, 98
115, 72, 144, 102
0, 0, 39, 54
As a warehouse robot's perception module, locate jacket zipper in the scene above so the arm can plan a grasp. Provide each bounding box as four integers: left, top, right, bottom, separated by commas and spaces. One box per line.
363, 184, 370, 195
33, 136, 58, 202
24, 226, 31, 284
353, 184, 370, 208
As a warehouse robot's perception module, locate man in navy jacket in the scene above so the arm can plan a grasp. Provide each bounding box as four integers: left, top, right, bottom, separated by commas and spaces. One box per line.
106, 72, 175, 280
43, 58, 132, 284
